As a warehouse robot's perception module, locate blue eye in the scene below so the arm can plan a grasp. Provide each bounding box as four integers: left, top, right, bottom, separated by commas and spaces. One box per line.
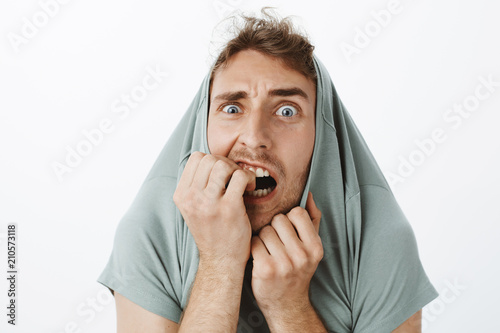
222, 104, 241, 114
276, 105, 298, 117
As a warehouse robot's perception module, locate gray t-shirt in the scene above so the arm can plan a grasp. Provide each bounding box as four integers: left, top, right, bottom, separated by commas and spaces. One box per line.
98, 54, 438, 332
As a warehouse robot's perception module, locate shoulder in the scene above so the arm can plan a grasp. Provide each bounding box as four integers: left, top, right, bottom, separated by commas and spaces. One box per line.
352, 184, 413, 237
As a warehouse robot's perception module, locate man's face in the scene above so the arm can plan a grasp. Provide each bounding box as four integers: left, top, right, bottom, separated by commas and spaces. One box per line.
208, 49, 316, 232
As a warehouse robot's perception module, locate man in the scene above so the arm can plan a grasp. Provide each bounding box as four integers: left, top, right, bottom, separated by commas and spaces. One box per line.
98, 9, 438, 332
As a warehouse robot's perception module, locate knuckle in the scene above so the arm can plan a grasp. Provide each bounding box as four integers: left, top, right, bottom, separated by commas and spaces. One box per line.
183, 191, 197, 210
260, 261, 275, 279
233, 168, 254, 182
259, 225, 274, 238
195, 197, 217, 219
293, 248, 309, 267
270, 215, 287, 228
201, 154, 217, 165
232, 169, 245, 178
213, 158, 228, 169
190, 151, 205, 161
288, 207, 307, 220
254, 259, 278, 280
279, 260, 294, 277
271, 213, 287, 223
204, 183, 220, 197
213, 159, 232, 175
191, 151, 204, 158
312, 241, 324, 261
185, 189, 203, 207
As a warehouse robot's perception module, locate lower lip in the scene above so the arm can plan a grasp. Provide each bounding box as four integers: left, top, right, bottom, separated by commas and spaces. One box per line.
243, 185, 278, 204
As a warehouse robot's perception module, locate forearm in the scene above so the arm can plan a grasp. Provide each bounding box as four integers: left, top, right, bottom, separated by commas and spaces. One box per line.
178, 260, 246, 332
262, 300, 327, 333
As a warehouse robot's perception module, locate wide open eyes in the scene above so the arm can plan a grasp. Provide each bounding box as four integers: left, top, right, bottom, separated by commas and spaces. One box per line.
221, 104, 299, 117
222, 104, 242, 114
276, 105, 298, 117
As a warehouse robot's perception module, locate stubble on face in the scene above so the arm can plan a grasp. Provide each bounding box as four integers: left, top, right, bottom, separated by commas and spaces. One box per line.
227, 148, 312, 233
207, 50, 317, 233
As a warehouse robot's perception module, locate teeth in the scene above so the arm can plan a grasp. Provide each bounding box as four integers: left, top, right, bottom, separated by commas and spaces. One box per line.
245, 187, 274, 197
256, 168, 264, 177
243, 165, 270, 178
240, 163, 275, 198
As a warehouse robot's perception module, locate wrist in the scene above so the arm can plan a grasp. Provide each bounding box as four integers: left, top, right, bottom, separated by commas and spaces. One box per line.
259, 295, 310, 314
180, 256, 247, 332
256, 287, 310, 312
198, 256, 247, 279
260, 297, 317, 330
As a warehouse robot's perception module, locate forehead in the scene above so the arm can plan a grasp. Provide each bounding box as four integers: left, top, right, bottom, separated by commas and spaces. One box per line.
210, 50, 316, 104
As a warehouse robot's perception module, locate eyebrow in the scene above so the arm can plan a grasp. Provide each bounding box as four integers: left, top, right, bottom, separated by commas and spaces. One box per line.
269, 87, 309, 100
213, 87, 309, 103
213, 90, 248, 102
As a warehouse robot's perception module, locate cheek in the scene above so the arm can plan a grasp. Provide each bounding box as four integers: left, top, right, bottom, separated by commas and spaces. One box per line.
207, 119, 233, 156
281, 126, 315, 174
298, 124, 316, 156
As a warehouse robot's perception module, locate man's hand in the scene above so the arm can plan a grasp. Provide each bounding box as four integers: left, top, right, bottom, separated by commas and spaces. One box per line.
173, 151, 256, 268
173, 152, 256, 332
250, 192, 323, 318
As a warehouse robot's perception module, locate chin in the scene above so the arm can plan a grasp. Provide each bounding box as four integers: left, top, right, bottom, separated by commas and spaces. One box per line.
247, 199, 303, 234
248, 213, 273, 234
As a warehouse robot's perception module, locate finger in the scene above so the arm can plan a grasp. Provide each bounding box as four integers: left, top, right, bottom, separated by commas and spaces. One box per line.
286, 206, 317, 245
177, 151, 205, 190
205, 159, 240, 196
257, 225, 288, 259
251, 235, 270, 259
224, 169, 256, 199
270, 214, 302, 250
306, 192, 322, 234
192, 154, 219, 190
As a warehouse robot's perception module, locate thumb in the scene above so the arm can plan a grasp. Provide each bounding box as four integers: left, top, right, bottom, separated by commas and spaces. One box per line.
306, 191, 321, 233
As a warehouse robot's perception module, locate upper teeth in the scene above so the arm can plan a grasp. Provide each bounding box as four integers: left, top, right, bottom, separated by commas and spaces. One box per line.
247, 167, 270, 178
241, 166, 275, 197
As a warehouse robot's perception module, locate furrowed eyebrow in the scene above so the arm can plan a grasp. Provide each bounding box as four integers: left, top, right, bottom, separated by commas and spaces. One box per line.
268, 87, 309, 101
212, 87, 309, 103
213, 91, 248, 103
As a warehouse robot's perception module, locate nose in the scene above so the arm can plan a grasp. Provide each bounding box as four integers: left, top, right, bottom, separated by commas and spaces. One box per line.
238, 110, 272, 150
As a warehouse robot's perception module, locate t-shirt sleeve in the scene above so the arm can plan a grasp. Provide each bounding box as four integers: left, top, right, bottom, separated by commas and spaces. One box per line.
350, 185, 439, 333
97, 176, 183, 323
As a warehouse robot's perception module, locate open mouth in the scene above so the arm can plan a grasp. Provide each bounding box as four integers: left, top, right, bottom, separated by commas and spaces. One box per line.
242, 166, 277, 197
